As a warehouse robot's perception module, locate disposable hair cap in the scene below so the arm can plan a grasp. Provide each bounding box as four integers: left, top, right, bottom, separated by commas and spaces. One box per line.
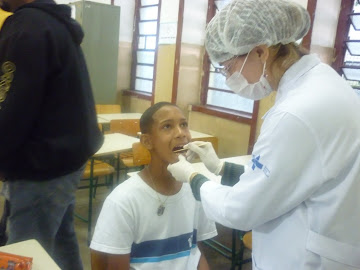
205, 0, 311, 63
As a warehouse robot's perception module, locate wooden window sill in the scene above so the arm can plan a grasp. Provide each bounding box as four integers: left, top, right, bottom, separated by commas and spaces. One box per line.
122, 90, 152, 101
190, 104, 254, 125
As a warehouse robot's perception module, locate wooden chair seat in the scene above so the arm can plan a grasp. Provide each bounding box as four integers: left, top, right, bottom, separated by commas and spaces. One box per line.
120, 155, 135, 168
108, 120, 142, 179
243, 231, 252, 250
109, 119, 140, 137
120, 142, 151, 174
82, 160, 115, 179
95, 104, 121, 114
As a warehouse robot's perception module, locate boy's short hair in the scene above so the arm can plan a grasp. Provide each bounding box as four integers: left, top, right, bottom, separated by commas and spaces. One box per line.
140, 102, 179, 134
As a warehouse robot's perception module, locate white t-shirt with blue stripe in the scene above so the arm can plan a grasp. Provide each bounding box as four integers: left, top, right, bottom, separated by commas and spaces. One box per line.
90, 173, 217, 270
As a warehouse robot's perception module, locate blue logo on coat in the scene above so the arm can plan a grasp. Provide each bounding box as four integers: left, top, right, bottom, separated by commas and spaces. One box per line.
251, 155, 270, 177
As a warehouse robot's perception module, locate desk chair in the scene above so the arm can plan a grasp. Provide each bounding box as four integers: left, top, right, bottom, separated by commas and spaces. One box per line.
109, 119, 141, 180
121, 142, 151, 180
95, 104, 121, 114
109, 119, 140, 137
77, 159, 115, 245
204, 230, 252, 270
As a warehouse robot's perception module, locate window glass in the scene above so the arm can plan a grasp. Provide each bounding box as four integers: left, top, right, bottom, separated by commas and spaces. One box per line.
340, 0, 360, 96
203, 0, 254, 114
131, 0, 159, 94
145, 36, 157, 49
135, 79, 153, 92
208, 72, 230, 90
139, 21, 157, 35
136, 65, 154, 79
141, 0, 158, 6
214, 0, 231, 10
138, 36, 146, 49
207, 90, 254, 113
140, 6, 158, 20
137, 51, 155, 64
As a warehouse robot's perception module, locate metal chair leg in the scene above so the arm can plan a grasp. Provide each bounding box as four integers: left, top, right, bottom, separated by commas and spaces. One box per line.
87, 158, 95, 246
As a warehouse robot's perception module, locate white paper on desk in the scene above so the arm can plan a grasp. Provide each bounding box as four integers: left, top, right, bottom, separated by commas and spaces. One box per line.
186, 247, 201, 270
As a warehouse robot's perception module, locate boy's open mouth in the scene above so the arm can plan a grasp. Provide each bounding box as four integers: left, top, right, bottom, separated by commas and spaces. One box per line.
172, 145, 186, 153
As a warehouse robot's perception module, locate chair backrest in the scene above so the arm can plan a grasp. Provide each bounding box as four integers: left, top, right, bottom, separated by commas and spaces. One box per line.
132, 142, 151, 166
95, 104, 121, 114
191, 136, 219, 153
243, 231, 252, 250
98, 123, 103, 133
110, 119, 140, 137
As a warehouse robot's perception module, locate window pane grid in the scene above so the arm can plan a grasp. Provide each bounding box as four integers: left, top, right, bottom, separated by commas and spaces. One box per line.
137, 49, 156, 52
341, 1, 360, 88
136, 77, 153, 81
208, 87, 233, 93
139, 19, 158, 23
138, 36, 157, 50
203, 0, 254, 114
132, 1, 159, 94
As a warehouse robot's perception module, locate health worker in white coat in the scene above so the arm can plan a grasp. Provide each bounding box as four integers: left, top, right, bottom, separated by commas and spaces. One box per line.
167, 0, 360, 269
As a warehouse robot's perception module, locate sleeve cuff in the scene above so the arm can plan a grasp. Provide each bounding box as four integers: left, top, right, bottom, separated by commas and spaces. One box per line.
221, 162, 244, 187
190, 174, 210, 201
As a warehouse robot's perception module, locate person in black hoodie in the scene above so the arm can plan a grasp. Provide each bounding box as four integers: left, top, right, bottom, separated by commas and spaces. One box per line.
0, 0, 103, 269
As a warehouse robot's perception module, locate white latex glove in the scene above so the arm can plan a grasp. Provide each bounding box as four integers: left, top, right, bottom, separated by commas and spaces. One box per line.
167, 155, 198, 183
184, 141, 224, 175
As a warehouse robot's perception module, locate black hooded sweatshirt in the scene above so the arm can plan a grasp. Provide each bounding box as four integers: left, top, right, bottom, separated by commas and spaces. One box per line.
0, 0, 104, 180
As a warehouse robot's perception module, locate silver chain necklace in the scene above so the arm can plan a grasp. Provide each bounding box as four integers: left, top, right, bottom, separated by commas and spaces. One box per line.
147, 167, 170, 216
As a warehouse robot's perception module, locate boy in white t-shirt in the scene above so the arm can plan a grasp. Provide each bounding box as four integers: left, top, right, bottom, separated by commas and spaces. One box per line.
90, 102, 217, 270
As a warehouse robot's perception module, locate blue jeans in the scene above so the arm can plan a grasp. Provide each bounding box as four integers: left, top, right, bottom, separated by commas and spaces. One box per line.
7, 165, 85, 270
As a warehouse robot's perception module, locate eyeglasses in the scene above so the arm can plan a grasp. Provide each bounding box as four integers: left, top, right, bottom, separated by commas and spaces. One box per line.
215, 56, 239, 77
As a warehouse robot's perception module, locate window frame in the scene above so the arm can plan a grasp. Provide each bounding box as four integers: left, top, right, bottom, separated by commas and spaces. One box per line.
125, 0, 161, 101
197, 0, 259, 125
332, 0, 354, 72
331, 0, 360, 92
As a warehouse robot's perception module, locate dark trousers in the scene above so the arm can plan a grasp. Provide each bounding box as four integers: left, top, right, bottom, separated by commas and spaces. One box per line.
0, 199, 9, 246
7, 165, 85, 270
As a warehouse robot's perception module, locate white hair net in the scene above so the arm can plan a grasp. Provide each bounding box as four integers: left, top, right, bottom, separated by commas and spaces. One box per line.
205, 0, 311, 63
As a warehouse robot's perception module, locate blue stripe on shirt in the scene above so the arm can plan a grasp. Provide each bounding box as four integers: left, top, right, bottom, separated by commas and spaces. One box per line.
130, 244, 197, 263
130, 230, 197, 262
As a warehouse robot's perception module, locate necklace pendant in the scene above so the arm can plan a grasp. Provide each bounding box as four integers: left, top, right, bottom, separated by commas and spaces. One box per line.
157, 205, 165, 216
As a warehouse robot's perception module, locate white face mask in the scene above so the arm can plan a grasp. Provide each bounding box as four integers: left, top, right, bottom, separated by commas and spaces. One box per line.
225, 52, 273, 100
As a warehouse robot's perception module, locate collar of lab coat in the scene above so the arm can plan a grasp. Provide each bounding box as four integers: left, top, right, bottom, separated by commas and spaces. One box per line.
276, 54, 321, 102
262, 54, 321, 120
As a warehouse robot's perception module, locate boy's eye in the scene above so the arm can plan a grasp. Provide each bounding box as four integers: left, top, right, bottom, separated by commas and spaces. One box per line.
180, 122, 188, 128
163, 124, 171, 130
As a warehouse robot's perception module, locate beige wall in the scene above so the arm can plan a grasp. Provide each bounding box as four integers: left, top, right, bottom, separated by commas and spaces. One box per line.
176, 44, 204, 116
122, 95, 151, 114
153, 45, 177, 104
116, 42, 132, 105
189, 112, 251, 158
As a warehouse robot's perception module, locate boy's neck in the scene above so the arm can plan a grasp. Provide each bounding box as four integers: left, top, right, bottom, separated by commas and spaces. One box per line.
141, 164, 182, 195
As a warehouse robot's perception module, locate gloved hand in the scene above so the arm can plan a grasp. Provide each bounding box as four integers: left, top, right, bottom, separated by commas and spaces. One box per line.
184, 141, 224, 175
167, 155, 198, 183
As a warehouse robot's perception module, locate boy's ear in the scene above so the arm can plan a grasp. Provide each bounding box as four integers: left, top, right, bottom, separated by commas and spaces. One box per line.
140, 134, 153, 150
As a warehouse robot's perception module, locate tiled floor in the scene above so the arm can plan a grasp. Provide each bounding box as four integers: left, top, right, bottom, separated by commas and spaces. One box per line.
74, 181, 252, 270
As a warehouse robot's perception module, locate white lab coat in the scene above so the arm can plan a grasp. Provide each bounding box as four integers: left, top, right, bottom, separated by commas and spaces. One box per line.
200, 55, 360, 270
